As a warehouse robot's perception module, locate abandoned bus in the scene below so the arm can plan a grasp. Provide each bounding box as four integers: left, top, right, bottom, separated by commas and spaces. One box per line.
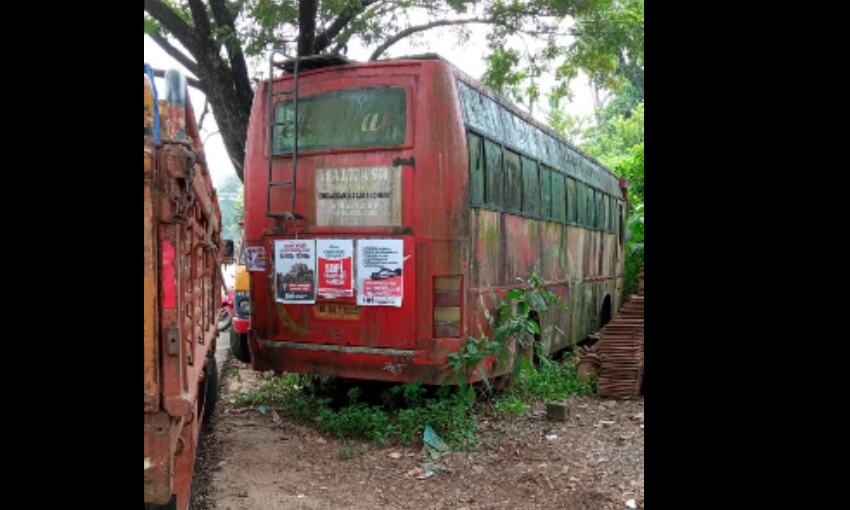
242, 54, 628, 384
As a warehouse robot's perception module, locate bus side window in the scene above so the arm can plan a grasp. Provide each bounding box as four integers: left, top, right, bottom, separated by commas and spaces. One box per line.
484, 139, 503, 209
468, 132, 485, 207
619, 202, 625, 246
576, 181, 586, 226
540, 166, 553, 219
503, 149, 522, 212
552, 172, 566, 223
601, 194, 609, 232
608, 197, 617, 234
566, 177, 577, 224
521, 156, 540, 217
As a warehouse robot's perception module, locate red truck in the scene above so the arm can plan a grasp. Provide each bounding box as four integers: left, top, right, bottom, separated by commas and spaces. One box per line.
144, 65, 230, 510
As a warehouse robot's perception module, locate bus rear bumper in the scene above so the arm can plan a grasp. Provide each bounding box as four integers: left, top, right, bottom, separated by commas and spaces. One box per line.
250, 335, 456, 385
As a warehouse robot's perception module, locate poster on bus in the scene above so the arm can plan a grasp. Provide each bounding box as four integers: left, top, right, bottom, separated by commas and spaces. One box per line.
356, 239, 403, 307
274, 239, 316, 304
316, 239, 354, 299
245, 246, 267, 272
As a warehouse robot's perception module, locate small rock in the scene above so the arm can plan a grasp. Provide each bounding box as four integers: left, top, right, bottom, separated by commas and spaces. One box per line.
316, 437, 327, 445
217, 461, 227, 468
599, 420, 616, 427
388, 452, 402, 459
297, 494, 305, 499
626, 499, 637, 509
546, 401, 569, 421
406, 467, 423, 477
640, 424, 644, 429
545, 434, 559, 441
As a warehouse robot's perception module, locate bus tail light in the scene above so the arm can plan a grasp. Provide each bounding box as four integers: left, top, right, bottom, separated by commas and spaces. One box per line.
433, 276, 462, 337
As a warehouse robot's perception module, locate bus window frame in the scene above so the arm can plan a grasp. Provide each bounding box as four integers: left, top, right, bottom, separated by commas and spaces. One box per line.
268, 82, 417, 158
465, 127, 622, 231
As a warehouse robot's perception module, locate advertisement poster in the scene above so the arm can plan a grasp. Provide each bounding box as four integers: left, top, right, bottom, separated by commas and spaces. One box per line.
356, 239, 404, 307
316, 166, 402, 227
274, 240, 316, 304
316, 239, 354, 299
245, 246, 267, 272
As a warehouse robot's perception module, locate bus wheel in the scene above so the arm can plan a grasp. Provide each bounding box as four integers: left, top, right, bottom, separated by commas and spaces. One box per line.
229, 328, 251, 363
202, 351, 218, 423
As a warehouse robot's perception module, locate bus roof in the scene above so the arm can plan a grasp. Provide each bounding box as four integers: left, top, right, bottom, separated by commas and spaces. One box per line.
270, 52, 625, 195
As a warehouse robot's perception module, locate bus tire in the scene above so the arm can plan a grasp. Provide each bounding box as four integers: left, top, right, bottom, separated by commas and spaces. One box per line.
229, 328, 251, 363
203, 352, 218, 423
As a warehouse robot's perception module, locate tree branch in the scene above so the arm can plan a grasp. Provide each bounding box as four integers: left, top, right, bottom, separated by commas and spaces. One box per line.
369, 18, 498, 61
148, 32, 200, 76
208, 0, 254, 111
298, 0, 318, 56
186, 0, 212, 40
150, 68, 205, 93
144, 0, 198, 53
199, 98, 211, 129
314, 0, 381, 52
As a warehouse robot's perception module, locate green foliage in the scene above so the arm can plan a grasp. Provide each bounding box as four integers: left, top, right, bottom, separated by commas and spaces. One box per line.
582, 103, 644, 168
337, 440, 366, 461
216, 174, 244, 246
492, 349, 595, 419
447, 271, 567, 390
232, 372, 302, 406
233, 375, 477, 449
493, 393, 528, 417
513, 350, 595, 402
556, 0, 644, 93
551, 90, 644, 298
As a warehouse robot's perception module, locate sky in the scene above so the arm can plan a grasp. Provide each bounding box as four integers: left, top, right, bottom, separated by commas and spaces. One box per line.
144, 17, 597, 189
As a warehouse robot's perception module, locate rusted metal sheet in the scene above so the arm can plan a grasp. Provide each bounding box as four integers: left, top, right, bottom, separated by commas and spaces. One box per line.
597, 269, 644, 399
144, 141, 159, 412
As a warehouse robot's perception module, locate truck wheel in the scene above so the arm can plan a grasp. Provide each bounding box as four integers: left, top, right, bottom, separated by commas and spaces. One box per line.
144, 495, 177, 510
229, 328, 251, 363
203, 352, 218, 422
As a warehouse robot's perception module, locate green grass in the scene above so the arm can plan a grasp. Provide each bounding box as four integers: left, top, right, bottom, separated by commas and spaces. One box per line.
232, 350, 594, 449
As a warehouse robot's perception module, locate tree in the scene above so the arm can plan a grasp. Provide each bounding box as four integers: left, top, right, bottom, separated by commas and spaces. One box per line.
217, 174, 244, 244
145, 0, 641, 181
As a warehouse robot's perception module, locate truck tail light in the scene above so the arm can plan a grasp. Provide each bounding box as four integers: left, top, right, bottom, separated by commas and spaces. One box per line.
433, 275, 462, 338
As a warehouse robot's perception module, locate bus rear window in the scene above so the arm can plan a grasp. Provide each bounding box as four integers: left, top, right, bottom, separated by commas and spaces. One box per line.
273, 87, 406, 153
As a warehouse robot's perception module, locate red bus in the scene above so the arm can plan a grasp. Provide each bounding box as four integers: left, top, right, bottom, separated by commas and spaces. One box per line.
242, 54, 628, 385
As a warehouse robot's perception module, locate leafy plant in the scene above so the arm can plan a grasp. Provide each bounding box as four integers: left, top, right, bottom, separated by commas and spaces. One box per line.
446, 271, 569, 390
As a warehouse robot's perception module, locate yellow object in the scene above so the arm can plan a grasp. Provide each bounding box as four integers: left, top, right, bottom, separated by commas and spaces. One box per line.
234, 264, 250, 292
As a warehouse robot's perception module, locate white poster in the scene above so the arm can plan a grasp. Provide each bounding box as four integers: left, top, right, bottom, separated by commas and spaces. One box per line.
274, 239, 316, 304
356, 239, 404, 307
245, 246, 267, 272
316, 239, 354, 299
316, 167, 402, 227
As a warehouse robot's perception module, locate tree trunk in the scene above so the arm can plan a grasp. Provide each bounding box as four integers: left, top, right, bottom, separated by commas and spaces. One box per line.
298, 0, 318, 57
194, 50, 252, 181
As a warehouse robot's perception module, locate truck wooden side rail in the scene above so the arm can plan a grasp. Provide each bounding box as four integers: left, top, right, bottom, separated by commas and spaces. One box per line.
144, 66, 223, 510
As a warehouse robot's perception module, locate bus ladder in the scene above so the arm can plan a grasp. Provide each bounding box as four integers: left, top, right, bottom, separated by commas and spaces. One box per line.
266, 46, 302, 220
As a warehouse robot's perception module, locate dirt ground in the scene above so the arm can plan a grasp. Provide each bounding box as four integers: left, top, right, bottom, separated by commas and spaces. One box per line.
190, 355, 644, 510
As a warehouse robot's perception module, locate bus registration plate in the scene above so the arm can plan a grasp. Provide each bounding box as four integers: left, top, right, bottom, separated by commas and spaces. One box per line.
314, 303, 361, 321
